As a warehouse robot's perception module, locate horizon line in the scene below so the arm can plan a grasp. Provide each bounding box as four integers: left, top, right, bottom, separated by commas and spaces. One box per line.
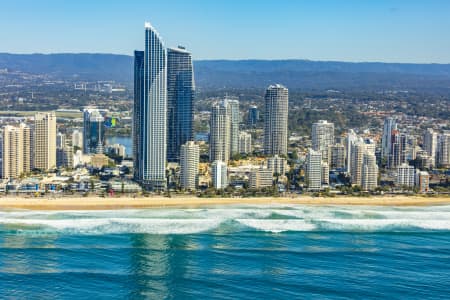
0, 52, 449, 65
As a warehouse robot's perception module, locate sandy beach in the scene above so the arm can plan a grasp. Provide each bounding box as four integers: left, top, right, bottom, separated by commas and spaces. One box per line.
0, 195, 449, 210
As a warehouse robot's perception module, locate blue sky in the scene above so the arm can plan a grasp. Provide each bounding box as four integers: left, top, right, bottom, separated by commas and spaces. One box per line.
1, 0, 449, 63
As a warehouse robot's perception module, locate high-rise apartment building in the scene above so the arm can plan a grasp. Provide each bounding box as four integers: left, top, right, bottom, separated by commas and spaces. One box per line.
180, 141, 199, 190
382, 117, 397, 159
209, 102, 230, 163
224, 98, 240, 156
72, 129, 83, 150
56, 132, 66, 149
238, 131, 252, 154
267, 155, 288, 176
312, 120, 334, 162
329, 144, 345, 170
306, 149, 322, 191
248, 105, 259, 126
437, 132, 450, 168
211, 160, 228, 189
361, 152, 378, 191
345, 129, 358, 173
133, 22, 167, 190
83, 108, 105, 154
396, 164, 415, 187
350, 142, 366, 186
2, 124, 31, 179
423, 128, 437, 166
34, 112, 57, 170
167, 46, 195, 162
388, 130, 407, 169
264, 84, 288, 156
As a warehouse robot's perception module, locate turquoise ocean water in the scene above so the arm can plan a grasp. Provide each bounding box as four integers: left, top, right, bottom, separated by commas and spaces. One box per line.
1, 204, 450, 299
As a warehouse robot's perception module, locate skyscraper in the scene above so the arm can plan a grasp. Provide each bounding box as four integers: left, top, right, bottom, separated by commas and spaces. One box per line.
2, 124, 31, 179
34, 112, 56, 170
382, 117, 397, 159
351, 141, 366, 186
361, 152, 378, 191
312, 120, 334, 162
83, 108, 105, 154
264, 84, 288, 156
180, 141, 199, 190
167, 46, 195, 162
388, 130, 407, 169
423, 128, 437, 166
306, 149, 322, 191
209, 102, 230, 163
248, 105, 259, 126
437, 132, 450, 168
224, 98, 240, 157
133, 22, 167, 190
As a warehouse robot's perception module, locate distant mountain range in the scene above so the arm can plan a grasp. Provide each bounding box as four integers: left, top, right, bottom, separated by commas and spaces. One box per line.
1, 53, 450, 91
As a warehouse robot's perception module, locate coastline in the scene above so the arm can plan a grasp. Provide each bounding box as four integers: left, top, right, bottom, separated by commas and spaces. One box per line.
0, 195, 449, 210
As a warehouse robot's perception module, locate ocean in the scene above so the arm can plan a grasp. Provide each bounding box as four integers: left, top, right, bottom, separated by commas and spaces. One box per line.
1, 204, 450, 299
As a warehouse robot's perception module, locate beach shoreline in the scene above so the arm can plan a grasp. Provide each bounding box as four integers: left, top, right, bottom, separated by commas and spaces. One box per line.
0, 195, 449, 210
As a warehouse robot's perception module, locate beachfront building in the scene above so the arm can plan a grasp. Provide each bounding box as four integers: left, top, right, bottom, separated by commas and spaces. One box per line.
396, 164, 415, 188
34, 112, 57, 170
361, 152, 378, 191
180, 141, 199, 190
133, 22, 167, 191
312, 120, 334, 162
321, 161, 329, 186
415, 170, 430, 193
306, 149, 322, 191
249, 168, 273, 189
167, 46, 194, 162
1, 124, 31, 179
211, 160, 228, 189
264, 84, 288, 156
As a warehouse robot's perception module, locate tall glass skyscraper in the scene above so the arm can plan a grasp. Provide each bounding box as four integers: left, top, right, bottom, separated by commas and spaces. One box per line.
167, 46, 195, 162
83, 108, 105, 154
133, 22, 167, 190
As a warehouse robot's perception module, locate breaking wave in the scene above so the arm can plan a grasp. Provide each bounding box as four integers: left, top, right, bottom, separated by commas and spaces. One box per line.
1, 205, 450, 234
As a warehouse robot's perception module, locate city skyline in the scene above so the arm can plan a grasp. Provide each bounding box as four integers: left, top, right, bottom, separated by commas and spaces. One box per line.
1, 0, 450, 63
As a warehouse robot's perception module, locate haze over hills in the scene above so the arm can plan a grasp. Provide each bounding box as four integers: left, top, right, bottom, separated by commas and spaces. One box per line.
1, 53, 450, 91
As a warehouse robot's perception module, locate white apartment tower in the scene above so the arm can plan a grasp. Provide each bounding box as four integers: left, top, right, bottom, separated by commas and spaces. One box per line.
211, 160, 228, 189
312, 120, 334, 162
209, 102, 231, 163
306, 149, 322, 191
180, 141, 199, 190
396, 164, 415, 187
